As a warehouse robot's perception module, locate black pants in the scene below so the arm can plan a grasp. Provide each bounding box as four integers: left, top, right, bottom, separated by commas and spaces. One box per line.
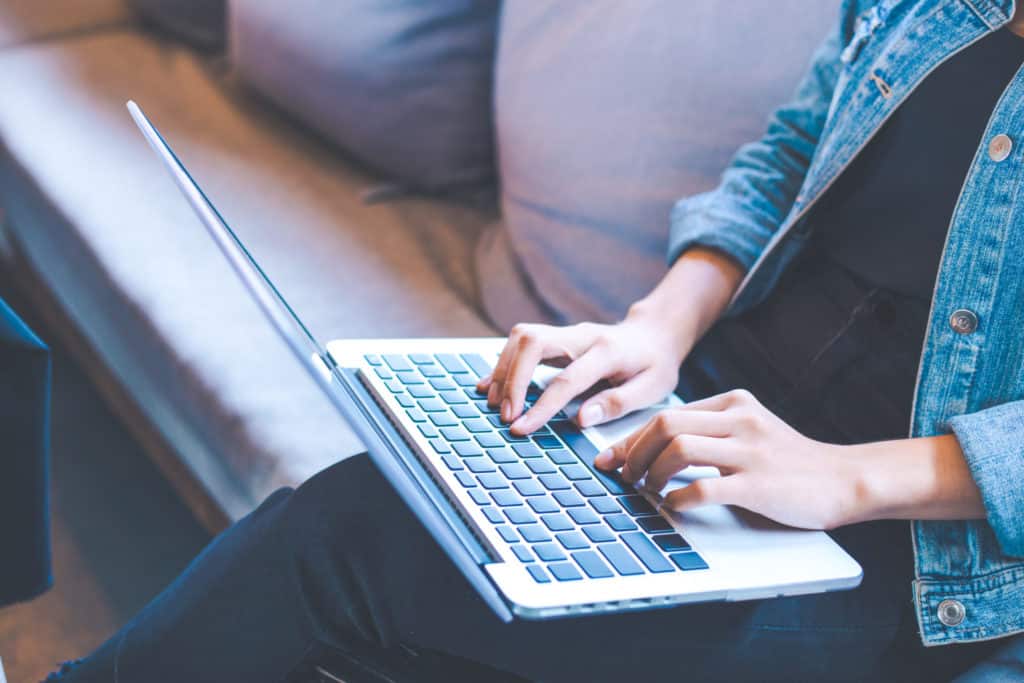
57, 260, 999, 682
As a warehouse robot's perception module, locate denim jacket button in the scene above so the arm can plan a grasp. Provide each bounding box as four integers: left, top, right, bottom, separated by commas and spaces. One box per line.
938, 599, 966, 627
989, 134, 1013, 162
949, 309, 979, 335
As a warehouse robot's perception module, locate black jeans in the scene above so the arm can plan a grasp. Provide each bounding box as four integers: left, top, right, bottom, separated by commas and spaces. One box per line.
57, 260, 999, 682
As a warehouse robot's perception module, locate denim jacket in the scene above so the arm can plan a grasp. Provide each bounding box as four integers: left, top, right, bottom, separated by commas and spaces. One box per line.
669, 0, 1024, 646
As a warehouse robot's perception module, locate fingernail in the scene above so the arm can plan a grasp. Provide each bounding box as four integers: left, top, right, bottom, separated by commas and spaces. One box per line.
488, 383, 500, 406
593, 450, 611, 468
501, 399, 512, 423
579, 404, 604, 427
510, 416, 530, 434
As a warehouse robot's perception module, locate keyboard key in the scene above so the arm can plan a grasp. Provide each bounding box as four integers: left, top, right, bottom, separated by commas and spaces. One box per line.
395, 394, 415, 408
440, 427, 471, 442
396, 371, 423, 385
374, 366, 394, 380
511, 544, 534, 563
551, 420, 632, 495
568, 508, 600, 525
418, 424, 439, 439
534, 435, 562, 449
502, 430, 531, 443
419, 364, 446, 378
556, 531, 589, 550
491, 490, 522, 507
572, 551, 614, 579
487, 414, 506, 427
526, 565, 551, 583
499, 463, 531, 480
605, 514, 638, 532
463, 418, 492, 433
528, 496, 559, 514
429, 439, 451, 454
440, 391, 469, 405
441, 455, 463, 471
519, 525, 552, 544
478, 473, 509, 489
481, 507, 503, 524
513, 479, 545, 497
418, 398, 446, 412
619, 495, 657, 516
496, 525, 519, 543
408, 385, 435, 399
454, 374, 478, 387
436, 353, 469, 374
429, 377, 457, 391
505, 507, 537, 525
470, 490, 491, 506
598, 543, 645, 576
384, 379, 404, 393
404, 408, 426, 423
364, 354, 383, 366
409, 353, 433, 365
654, 534, 691, 552
476, 433, 504, 449
454, 472, 476, 488
383, 354, 412, 371
513, 442, 543, 457
553, 491, 586, 508
540, 513, 574, 532
452, 404, 478, 419
527, 459, 557, 475
465, 458, 496, 474
575, 480, 605, 497
461, 353, 493, 378
547, 449, 577, 465
548, 562, 583, 582
670, 552, 709, 571
561, 464, 590, 481
465, 387, 487, 400
487, 447, 517, 464
429, 412, 458, 427
590, 497, 621, 514
582, 525, 616, 543
637, 516, 674, 534
533, 542, 566, 562
621, 532, 675, 573
475, 400, 499, 415
539, 474, 571, 491
453, 442, 484, 458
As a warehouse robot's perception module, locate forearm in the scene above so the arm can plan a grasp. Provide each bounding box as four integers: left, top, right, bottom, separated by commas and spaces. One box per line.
842, 435, 987, 525
627, 247, 744, 360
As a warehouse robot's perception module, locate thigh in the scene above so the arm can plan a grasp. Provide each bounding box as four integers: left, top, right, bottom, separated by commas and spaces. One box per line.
291, 456, 914, 683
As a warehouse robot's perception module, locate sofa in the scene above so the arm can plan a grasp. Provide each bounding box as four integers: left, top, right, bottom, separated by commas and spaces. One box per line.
0, 0, 836, 530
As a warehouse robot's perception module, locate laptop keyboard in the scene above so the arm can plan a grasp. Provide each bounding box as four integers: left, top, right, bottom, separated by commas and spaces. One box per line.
365, 352, 709, 584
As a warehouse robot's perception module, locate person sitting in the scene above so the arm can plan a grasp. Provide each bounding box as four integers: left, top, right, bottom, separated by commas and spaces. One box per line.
45, 0, 1024, 680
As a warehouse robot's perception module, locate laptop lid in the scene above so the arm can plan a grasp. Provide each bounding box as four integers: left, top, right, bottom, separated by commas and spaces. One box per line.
127, 101, 514, 623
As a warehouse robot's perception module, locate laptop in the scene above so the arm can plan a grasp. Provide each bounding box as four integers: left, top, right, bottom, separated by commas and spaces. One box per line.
128, 101, 862, 622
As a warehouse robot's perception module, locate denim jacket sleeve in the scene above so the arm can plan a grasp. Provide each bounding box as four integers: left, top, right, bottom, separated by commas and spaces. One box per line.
949, 402, 1024, 558
667, 1, 864, 274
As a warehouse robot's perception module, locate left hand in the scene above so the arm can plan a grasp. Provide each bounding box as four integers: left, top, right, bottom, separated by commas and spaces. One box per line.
594, 389, 861, 530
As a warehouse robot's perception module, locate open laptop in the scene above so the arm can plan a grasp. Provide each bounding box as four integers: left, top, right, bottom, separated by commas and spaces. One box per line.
128, 101, 861, 622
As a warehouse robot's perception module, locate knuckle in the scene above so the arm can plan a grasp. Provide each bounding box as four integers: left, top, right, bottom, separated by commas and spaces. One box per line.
653, 412, 675, 440
603, 391, 626, 417
726, 388, 754, 406
547, 373, 574, 390
687, 479, 710, 503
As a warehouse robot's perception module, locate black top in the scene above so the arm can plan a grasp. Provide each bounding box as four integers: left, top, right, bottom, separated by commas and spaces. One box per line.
812, 28, 1024, 301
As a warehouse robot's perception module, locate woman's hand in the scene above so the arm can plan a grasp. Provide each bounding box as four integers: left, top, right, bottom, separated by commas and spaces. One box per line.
477, 313, 693, 435
595, 389, 862, 530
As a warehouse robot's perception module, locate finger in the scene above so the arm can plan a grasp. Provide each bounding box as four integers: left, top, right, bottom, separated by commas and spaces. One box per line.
597, 410, 735, 482
676, 388, 757, 414
476, 372, 494, 393
501, 334, 549, 423
662, 475, 747, 512
576, 370, 674, 428
510, 346, 612, 434
644, 435, 738, 492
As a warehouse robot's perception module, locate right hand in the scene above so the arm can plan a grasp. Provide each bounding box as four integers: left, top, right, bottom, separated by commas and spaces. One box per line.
477, 312, 695, 435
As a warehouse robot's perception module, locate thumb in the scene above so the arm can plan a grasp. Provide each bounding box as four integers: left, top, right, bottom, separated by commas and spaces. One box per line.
577, 372, 672, 427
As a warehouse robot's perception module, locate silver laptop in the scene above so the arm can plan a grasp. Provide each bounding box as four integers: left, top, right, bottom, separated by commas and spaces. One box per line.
128, 101, 862, 622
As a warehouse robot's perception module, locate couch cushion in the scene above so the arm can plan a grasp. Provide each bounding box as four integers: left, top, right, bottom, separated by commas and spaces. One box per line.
132, 0, 225, 51
480, 0, 840, 329
0, 0, 132, 49
230, 0, 500, 194
0, 29, 495, 519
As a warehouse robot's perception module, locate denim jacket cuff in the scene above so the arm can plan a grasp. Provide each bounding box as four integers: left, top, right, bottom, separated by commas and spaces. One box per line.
949, 401, 1024, 558
667, 192, 768, 273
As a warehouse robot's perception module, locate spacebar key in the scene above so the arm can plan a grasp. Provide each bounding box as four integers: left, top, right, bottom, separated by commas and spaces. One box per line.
622, 532, 675, 573
550, 421, 631, 494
